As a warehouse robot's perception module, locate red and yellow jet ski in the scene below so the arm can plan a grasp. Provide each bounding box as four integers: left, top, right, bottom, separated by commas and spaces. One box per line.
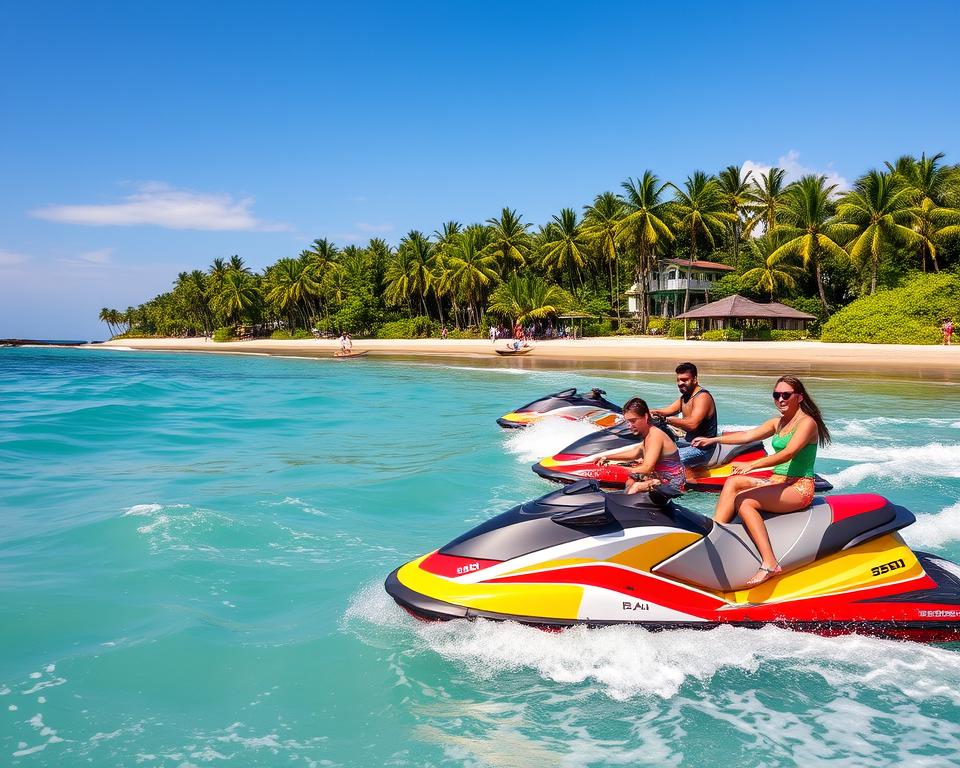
533, 421, 833, 492
497, 387, 622, 429
385, 481, 960, 642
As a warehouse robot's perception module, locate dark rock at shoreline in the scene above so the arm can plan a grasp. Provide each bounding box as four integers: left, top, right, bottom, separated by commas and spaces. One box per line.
0, 339, 92, 347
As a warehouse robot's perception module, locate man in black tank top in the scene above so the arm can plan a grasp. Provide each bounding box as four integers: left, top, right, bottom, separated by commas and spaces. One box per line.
650, 362, 718, 467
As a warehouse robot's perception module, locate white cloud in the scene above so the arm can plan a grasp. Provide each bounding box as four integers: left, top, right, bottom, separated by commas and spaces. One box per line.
30, 182, 290, 232
0, 248, 31, 268
355, 222, 394, 234
332, 222, 395, 242
60, 248, 114, 268
742, 150, 849, 192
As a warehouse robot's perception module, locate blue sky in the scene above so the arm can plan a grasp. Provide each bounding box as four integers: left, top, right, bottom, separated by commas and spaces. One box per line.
2, 1, 958, 339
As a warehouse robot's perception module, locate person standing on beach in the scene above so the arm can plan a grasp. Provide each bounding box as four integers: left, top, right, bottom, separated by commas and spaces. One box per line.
650, 362, 718, 467
441, 325, 448, 340
339, 331, 352, 354
944, 319, 954, 345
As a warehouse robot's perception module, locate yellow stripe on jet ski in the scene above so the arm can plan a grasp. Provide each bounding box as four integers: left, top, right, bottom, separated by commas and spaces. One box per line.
724, 533, 923, 604
499, 412, 538, 424
496, 534, 700, 578
607, 532, 702, 571
396, 555, 583, 620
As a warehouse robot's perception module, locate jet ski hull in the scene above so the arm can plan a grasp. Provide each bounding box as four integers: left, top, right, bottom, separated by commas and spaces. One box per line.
497, 388, 622, 429
384, 485, 960, 642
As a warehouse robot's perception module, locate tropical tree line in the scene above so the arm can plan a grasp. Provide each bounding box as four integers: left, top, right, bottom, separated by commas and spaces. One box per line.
104, 152, 960, 338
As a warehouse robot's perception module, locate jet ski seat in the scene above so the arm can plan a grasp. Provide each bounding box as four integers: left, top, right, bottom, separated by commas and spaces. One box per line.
707, 440, 765, 466
652, 494, 915, 591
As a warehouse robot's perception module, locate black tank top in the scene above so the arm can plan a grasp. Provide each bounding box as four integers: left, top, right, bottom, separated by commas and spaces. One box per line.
682, 388, 718, 442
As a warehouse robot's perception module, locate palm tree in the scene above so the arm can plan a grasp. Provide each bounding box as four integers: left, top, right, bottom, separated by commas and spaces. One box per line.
540, 208, 589, 291
836, 170, 921, 294
396, 230, 435, 316
618, 172, 675, 331
228, 254, 250, 274
667, 171, 735, 320
264, 257, 321, 331
213, 269, 258, 326
745, 167, 791, 235
769, 175, 854, 315
444, 228, 499, 326
741, 234, 801, 301
384, 246, 416, 315
99, 307, 117, 337
582, 192, 626, 320
717, 164, 753, 266
886, 153, 960, 272
487, 274, 572, 328
207, 257, 229, 298
485, 208, 531, 275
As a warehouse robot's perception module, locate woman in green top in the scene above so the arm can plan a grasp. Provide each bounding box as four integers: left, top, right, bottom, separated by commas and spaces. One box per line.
691, 375, 831, 586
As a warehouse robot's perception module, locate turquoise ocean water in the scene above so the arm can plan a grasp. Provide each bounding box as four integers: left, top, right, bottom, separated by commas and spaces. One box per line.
2, 346, 960, 767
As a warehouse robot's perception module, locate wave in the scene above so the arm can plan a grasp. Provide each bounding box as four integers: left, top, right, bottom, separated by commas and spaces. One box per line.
820, 441, 960, 489
344, 582, 960, 703
502, 418, 601, 463
904, 502, 960, 550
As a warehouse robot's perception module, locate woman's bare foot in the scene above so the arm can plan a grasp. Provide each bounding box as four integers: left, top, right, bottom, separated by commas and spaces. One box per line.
745, 563, 782, 587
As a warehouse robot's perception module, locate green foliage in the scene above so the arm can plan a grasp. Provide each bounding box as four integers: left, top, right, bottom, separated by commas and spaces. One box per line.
701, 329, 736, 341
709, 273, 743, 301
446, 328, 485, 339
770, 330, 810, 341
820, 273, 959, 344
270, 329, 313, 340
646, 317, 667, 334
583, 320, 614, 337
667, 319, 686, 337
212, 327, 235, 342
375, 316, 434, 339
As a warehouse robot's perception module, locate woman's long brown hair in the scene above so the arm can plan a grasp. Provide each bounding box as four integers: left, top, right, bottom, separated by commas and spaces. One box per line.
777, 375, 831, 446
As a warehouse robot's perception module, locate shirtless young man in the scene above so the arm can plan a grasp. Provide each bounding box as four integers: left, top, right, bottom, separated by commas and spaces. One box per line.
650, 362, 718, 467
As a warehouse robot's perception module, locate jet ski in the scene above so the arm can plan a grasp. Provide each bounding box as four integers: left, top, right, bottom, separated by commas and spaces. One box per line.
497, 387, 622, 429
385, 481, 960, 642
532, 421, 833, 492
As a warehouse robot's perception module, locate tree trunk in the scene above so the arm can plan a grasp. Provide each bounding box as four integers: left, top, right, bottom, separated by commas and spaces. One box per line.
683, 230, 696, 339
815, 258, 830, 317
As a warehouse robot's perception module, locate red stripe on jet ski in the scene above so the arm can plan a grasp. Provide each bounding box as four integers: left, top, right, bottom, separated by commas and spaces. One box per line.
715, 574, 939, 623
486, 565, 726, 615
420, 552, 502, 578
827, 494, 888, 522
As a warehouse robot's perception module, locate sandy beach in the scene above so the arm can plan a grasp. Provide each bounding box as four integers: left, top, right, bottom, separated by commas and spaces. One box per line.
99, 336, 960, 380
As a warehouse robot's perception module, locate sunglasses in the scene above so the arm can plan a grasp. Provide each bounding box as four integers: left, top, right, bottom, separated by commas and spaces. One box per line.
772, 390, 797, 401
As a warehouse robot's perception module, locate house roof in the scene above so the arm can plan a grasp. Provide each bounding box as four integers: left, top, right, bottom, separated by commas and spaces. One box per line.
663, 258, 736, 272
675, 294, 816, 320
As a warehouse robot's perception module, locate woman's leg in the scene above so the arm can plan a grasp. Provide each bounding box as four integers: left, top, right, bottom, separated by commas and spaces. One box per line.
713, 476, 766, 523
733, 483, 809, 581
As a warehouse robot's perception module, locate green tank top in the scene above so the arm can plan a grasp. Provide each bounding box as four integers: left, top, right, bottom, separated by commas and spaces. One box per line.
771, 429, 817, 478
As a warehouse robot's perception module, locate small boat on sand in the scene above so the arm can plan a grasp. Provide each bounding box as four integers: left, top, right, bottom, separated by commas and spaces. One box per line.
333, 350, 369, 359
495, 342, 534, 356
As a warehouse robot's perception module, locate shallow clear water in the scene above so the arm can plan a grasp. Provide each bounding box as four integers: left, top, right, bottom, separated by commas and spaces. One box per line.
2, 347, 960, 767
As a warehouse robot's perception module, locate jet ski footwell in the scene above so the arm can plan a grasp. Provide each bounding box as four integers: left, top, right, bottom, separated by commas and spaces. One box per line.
385, 484, 960, 642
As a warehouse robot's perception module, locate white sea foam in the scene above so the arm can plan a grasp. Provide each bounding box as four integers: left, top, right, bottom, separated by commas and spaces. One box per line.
502, 418, 600, 463
904, 502, 960, 550
344, 582, 960, 703
820, 441, 960, 489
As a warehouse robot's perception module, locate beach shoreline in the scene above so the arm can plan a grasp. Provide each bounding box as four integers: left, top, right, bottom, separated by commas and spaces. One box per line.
97, 336, 960, 380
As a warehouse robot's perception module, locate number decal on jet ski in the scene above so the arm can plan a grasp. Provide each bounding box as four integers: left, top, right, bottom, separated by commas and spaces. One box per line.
871, 558, 906, 577
456, 562, 481, 575
621, 602, 651, 612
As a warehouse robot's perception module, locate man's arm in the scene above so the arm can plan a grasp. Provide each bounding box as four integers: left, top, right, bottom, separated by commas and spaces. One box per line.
650, 397, 682, 418
665, 393, 714, 432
